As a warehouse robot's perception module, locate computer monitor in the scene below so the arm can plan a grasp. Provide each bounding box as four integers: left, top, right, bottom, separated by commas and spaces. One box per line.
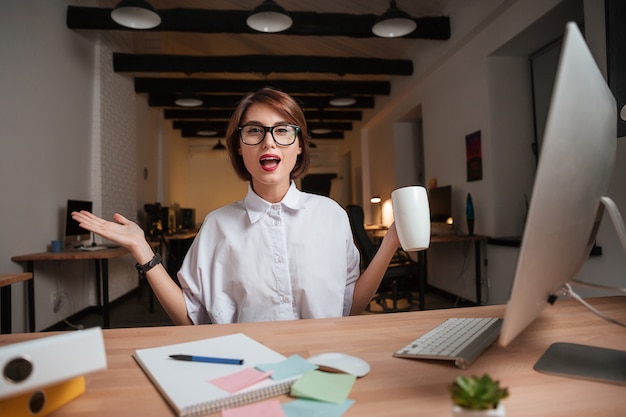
499, 22, 623, 384
64, 199, 93, 247
428, 185, 452, 224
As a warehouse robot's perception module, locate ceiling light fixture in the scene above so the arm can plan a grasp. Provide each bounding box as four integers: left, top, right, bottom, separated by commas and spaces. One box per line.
246, 0, 293, 33
197, 129, 218, 137
372, 0, 417, 38
175, 91, 203, 107
329, 90, 356, 107
110, 0, 161, 30
311, 110, 333, 134
212, 139, 226, 151
311, 126, 332, 135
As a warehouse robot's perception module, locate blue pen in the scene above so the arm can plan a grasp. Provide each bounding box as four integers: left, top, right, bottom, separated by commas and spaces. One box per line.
169, 354, 244, 365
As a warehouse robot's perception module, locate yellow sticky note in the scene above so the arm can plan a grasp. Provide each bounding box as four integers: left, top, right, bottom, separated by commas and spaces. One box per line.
289, 371, 356, 404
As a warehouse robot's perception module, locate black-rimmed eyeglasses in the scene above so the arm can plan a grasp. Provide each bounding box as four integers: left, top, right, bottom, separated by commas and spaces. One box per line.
238, 124, 300, 146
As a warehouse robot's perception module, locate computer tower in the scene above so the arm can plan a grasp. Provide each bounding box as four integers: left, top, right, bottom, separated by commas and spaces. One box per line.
180, 208, 196, 231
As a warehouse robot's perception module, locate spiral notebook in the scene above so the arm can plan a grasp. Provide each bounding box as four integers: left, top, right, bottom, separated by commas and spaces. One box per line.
133, 333, 296, 417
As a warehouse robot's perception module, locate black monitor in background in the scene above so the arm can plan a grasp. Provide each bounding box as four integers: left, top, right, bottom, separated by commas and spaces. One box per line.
499, 23, 625, 385
64, 199, 93, 246
428, 185, 452, 223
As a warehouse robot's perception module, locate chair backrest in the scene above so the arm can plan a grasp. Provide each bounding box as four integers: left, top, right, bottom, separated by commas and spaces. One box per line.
346, 205, 377, 267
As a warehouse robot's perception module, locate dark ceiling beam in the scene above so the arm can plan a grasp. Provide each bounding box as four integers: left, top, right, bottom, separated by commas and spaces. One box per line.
173, 120, 352, 132
67, 6, 451, 40
136, 78, 390, 95
173, 121, 228, 130
180, 129, 226, 138
114, 53, 412, 76
149, 94, 375, 109
180, 130, 344, 139
164, 109, 363, 121
308, 131, 344, 140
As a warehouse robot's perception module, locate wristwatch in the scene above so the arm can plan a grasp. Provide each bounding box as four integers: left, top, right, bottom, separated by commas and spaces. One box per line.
135, 253, 163, 278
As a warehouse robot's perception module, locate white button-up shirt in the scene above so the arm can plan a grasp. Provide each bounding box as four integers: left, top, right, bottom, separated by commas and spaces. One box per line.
178, 182, 361, 324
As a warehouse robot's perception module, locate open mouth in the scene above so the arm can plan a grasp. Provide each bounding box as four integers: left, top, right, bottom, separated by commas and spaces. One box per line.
260, 154, 280, 170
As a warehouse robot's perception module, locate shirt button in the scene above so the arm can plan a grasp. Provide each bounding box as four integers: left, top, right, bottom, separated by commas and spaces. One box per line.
281, 296, 290, 303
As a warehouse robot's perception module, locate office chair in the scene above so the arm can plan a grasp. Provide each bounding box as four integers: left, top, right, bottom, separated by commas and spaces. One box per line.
346, 205, 424, 312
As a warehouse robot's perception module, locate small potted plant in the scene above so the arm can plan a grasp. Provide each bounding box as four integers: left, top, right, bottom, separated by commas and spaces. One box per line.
449, 374, 509, 416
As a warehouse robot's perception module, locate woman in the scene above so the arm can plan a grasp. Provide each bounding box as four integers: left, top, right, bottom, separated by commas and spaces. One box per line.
73, 87, 400, 325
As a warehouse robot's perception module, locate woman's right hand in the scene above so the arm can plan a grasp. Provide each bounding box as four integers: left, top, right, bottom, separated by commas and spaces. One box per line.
71, 211, 147, 250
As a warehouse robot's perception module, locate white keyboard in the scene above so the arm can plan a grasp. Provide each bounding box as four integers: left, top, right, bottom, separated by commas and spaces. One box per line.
393, 317, 502, 369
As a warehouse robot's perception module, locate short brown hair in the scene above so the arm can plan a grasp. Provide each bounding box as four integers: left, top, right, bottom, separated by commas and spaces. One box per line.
226, 87, 311, 182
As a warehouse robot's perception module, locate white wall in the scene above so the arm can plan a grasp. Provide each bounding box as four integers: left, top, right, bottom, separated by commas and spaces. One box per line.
361, 0, 626, 303
0, 0, 160, 331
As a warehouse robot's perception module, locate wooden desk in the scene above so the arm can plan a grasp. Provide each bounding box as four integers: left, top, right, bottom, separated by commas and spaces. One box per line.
0, 273, 33, 334
12, 247, 138, 331
1, 297, 624, 416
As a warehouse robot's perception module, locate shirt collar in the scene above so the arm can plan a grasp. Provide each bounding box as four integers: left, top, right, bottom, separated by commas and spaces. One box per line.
244, 181, 305, 224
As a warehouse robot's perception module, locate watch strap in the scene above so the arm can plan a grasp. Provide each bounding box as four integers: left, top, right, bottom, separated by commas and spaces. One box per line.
135, 253, 163, 277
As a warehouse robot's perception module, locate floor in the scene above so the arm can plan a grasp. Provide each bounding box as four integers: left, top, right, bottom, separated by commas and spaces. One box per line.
45, 281, 472, 331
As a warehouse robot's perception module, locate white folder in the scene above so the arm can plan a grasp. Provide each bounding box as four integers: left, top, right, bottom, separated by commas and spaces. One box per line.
0, 327, 107, 399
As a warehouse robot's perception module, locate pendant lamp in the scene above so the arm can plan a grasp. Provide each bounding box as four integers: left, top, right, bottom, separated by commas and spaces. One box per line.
311, 126, 332, 135
212, 139, 226, 151
175, 91, 203, 108
247, 0, 293, 33
197, 129, 218, 137
311, 110, 332, 134
372, 0, 416, 38
110, 0, 161, 30
329, 90, 356, 107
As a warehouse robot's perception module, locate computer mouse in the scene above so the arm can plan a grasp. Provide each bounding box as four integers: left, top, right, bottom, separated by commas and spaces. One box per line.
308, 352, 370, 377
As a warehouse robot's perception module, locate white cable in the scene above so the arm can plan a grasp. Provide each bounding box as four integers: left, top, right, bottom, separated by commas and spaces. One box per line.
570, 278, 626, 294
562, 283, 626, 328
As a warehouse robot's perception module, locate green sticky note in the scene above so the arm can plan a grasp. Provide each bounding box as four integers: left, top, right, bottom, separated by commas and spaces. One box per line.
282, 399, 355, 417
290, 370, 356, 404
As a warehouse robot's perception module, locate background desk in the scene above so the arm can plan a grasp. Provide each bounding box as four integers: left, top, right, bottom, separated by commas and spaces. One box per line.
1, 297, 624, 416
11, 246, 153, 331
163, 232, 197, 281
0, 273, 33, 334
365, 228, 488, 308
428, 234, 489, 305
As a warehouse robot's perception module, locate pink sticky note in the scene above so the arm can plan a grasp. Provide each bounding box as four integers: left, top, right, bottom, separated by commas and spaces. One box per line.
210, 368, 272, 393
222, 399, 286, 417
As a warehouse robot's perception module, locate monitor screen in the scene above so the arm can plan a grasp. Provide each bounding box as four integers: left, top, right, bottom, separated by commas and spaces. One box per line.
498, 22, 620, 382
65, 199, 93, 244
428, 185, 452, 223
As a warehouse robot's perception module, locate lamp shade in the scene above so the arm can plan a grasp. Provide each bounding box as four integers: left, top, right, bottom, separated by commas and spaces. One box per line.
110, 0, 161, 30
197, 129, 218, 137
329, 91, 356, 107
372, 0, 416, 38
247, 0, 293, 33
175, 92, 203, 107
310, 127, 332, 135
212, 139, 226, 151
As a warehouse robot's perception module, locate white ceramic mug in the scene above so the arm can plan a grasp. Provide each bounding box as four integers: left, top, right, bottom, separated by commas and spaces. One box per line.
391, 186, 431, 251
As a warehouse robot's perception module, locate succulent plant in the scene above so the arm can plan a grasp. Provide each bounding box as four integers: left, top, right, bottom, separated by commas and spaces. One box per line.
449, 374, 509, 410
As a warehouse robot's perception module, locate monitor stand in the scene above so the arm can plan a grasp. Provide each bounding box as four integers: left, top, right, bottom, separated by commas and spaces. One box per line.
534, 343, 626, 385
535, 196, 626, 386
